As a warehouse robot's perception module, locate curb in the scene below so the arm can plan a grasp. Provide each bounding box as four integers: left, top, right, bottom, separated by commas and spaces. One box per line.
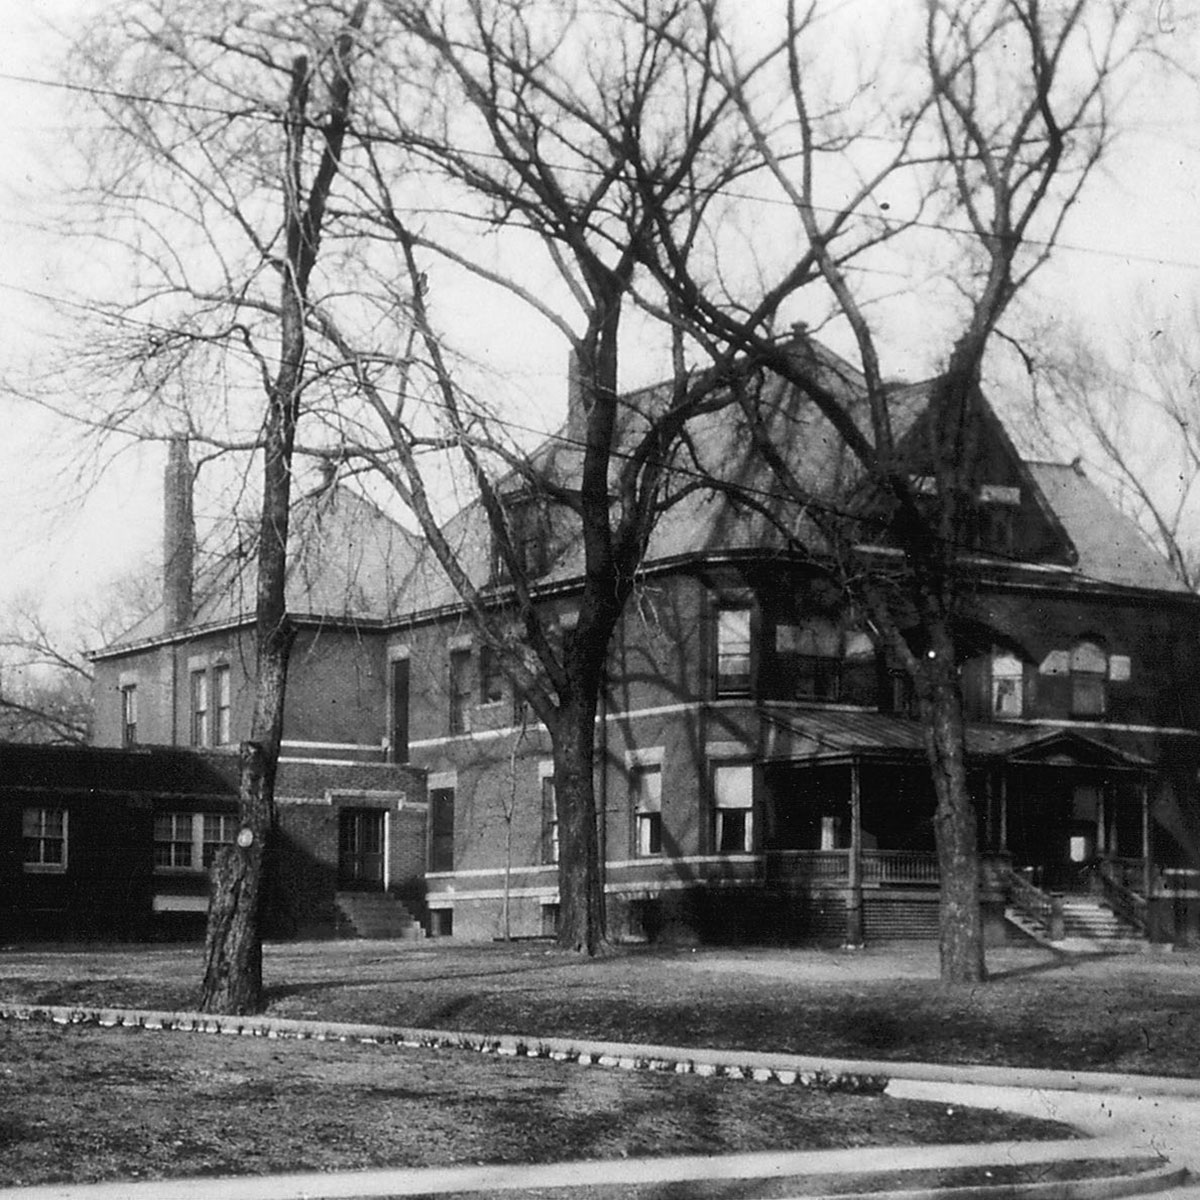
5, 1001, 1200, 1099
0, 1002, 888, 1093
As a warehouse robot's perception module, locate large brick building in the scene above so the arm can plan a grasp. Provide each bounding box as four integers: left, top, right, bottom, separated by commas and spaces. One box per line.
75, 337, 1200, 946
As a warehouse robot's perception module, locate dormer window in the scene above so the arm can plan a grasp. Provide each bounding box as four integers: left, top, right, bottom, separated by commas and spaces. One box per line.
1070, 640, 1108, 717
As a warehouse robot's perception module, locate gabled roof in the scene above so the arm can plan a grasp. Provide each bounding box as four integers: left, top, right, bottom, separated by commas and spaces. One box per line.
398, 335, 1188, 616
1025, 462, 1188, 593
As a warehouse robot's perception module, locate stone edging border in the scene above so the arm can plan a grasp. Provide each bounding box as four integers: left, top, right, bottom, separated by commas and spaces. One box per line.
0, 1002, 889, 1093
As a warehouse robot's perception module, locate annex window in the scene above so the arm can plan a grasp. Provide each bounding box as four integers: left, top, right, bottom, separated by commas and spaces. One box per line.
120, 684, 138, 748
1070, 640, 1108, 718
429, 787, 455, 873
154, 812, 195, 870
479, 644, 505, 705
214, 665, 232, 746
712, 763, 754, 854
632, 764, 663, 856
23, 807, 67, 872
541, 774, 559, 865
448, 648, 471, 735
777, 619, 842, 702
190, 669, 210, 747
156, 812, 237, 872
990, 652, 1025, 718
715, 607, 752, 696
201, 813, 237, 868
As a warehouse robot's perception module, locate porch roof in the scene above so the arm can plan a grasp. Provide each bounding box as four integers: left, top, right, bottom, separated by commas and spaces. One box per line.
759, 708, 1155, 770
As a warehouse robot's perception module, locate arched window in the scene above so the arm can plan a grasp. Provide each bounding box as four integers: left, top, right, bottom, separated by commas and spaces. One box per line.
1070, 640, 1108, 717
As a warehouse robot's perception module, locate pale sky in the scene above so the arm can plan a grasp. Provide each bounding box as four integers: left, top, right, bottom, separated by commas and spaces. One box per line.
2, 0, 1199, 640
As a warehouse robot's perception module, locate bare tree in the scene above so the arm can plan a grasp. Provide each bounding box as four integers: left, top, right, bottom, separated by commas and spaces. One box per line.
1021, 299, 1200, 590
277, 0, 769, 954
69, 0, 369, 1012
635, 0, 1157, 981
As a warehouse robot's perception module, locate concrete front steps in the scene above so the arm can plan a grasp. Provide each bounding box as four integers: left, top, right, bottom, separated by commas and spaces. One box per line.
1007, 895, 1148, 953
334, 891, 426, 940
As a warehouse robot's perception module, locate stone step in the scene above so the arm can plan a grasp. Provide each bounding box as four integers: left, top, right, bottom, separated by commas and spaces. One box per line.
335, 892, 426, 940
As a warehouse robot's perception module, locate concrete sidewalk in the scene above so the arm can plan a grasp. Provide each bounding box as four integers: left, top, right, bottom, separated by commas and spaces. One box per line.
3, 1004, 1199, 1199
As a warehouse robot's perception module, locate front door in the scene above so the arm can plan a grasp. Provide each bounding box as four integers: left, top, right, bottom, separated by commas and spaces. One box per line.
338, 808, 385, 890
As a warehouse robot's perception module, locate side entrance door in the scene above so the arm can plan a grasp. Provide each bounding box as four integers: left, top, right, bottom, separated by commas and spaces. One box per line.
338, 808, 385, 890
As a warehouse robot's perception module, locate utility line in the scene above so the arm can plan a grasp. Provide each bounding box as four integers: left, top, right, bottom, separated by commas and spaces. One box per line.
2, 69, 1198, 275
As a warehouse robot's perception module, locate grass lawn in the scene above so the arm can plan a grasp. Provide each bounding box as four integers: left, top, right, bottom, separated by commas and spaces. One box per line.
0, 1019, 1072, 1188
0, 939, 1193, 1187
3, 939, 1199, 1075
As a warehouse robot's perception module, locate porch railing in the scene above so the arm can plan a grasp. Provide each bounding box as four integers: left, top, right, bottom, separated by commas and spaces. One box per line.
763, 849, 939, 887
862, 850, 940, 886
1097, 859, 1148, 932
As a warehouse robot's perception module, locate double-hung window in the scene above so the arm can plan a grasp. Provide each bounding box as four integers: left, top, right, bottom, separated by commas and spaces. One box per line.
120, 684, 138, 747
23, 807, 67, 872
190, 670, 210, 747
713, 763, 754, 854
715, 607, 752, 696
991, 652, 1025, 718
154, 812, 196, 870
214, 665, 232, 745
541, 774, 559, 865
449, 649, 471, 734
156, 811, 237, 872
632, 765, 663, 856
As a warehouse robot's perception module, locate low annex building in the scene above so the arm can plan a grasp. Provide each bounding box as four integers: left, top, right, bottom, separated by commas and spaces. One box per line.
67, 335, 1200, 947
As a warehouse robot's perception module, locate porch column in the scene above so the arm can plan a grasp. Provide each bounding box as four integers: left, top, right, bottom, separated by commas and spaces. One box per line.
846, 760, 863, 946
1096, 783, 1107, 857
1141, 781, 1153, 898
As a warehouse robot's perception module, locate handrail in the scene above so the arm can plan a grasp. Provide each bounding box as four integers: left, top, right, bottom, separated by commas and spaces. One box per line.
1097, 859, 1147, 932
1005, 867, 1053, 931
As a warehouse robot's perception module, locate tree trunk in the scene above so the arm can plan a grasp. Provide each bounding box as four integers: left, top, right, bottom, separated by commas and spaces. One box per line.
921, 620, 986, 983
200, 742, 269, 1013
553, 697, 605, 954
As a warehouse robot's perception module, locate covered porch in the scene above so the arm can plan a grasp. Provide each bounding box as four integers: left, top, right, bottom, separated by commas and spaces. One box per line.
754, 709, 1159, 944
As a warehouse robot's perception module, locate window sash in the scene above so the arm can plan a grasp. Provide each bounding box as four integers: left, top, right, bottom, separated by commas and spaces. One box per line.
214, 666, 232, 745
190, 671, 210, 747
449, 650, 471, 734
541, 777, 559, 865
23, 807, 67, 868
716, 608, 752, 695
121, 685, 138, 747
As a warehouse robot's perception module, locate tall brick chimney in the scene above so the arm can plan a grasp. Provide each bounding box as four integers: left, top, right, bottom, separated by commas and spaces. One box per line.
163, 437, 195, 632
566, 347, 587, 442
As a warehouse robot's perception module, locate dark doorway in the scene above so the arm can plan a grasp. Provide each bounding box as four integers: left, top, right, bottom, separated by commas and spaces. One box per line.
338, 808, 385, 890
